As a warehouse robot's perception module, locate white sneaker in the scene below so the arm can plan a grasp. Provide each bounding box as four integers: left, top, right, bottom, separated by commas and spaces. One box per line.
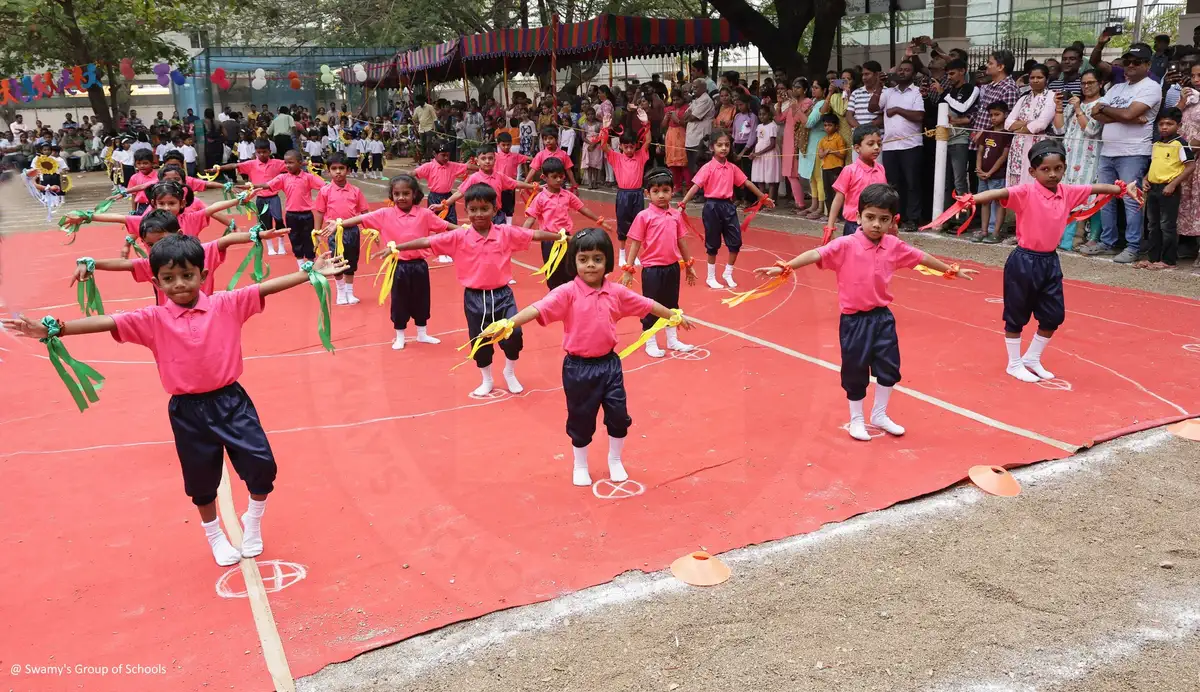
645, 341, 666, 358
847, 419, 871, 441
608, 459, 629, 482
1006, 363, 1039, 383
870, 414, 906, 436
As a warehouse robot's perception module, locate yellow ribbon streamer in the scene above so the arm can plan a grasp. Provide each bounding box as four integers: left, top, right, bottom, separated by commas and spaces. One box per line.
332, 219, 345, 257
914, 263, 959, 279
532, 230, 569, 283
360, 228, 380, 266
197, 166, 221, 181
311, 228, 328, 256
454, 319, 515, 370
619, 309, 683, 359
721, 264, 793, 308
373, 242, 401, 306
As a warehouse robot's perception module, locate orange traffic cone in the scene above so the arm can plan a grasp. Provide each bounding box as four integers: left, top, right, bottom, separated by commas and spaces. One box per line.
968, 465, 1021, 497
670, 551, 731, 587
1168, 419, 1200, 441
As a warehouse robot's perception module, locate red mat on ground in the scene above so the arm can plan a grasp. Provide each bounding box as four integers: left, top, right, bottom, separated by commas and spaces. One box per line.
2, 205, 1198, 691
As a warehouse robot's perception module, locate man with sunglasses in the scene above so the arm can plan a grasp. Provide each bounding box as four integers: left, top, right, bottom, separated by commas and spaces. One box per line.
1084, 44, 1162, 263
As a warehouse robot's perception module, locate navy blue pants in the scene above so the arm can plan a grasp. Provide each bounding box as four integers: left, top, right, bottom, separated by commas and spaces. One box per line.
371, 153, 383, 172
339, 224, 361, 273
839, 306, 902, 401
541, 238, 573, 289
427, 191, 457, 225
256, 195, 284, 230
1003, 247, 1064, 334
615, 188, 645, 241
133, 202, 149, 215
641, 263, 679, 331
500, 189, 516, 218
390, 258, 431, 329
563, 352, 630, 447
702, 198, 741, 255
464, 285, 523, 367
168, 383, 277, 507
842, 220, 860, 236
286, 211, 316, 260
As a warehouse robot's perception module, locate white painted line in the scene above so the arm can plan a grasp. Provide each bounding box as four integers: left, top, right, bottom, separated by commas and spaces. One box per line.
215, 467, 296, 691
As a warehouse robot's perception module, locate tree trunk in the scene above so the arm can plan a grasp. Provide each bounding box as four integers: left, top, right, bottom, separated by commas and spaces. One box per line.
520, 0, 528, 29
709, 0, 845, 79
469, 76, 501, 101
86, 85, 114, 134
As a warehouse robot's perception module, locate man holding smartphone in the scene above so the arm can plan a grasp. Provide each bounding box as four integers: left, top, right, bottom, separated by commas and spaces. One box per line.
1049, 45, 1085, 96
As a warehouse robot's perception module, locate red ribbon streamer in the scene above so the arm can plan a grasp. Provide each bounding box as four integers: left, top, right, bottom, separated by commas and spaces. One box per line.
740, 198, 766, 234
920, 192, 976, 235
679, 206, 704, 240
821, 225, 835, 246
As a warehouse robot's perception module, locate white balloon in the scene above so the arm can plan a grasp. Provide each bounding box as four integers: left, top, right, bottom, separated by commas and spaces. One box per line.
251, 77, 267, 90
319, 64, 332, 74
320, 72, 335, 85
254, 68, 266, 79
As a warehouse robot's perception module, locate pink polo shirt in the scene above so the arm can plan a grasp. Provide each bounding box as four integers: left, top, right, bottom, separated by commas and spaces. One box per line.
525, 188, 584, 234
185, 176, 208, 193
267, 171, 324, 213
531, 148, 573, 171
532, 277, 655, 357
458, 169, 519, 201
361, 206, 443, 261
236, 159, 287, 197
185, 198, 206, 215
1001, 182, 1093, 253
605, 149, 649, 189
111, 285, 264, 395
832, 157, 889, 223
414, 160, 469, 194
627, 205, 686, 267
428, 223, 535, 289
130, 240, 227, 305
692, 158, 747, 200
123, 211, 207, 239
127, 170, 158, 205
816, 231, 925, 314
495, 151, 529, 179
314, 181, 369, 220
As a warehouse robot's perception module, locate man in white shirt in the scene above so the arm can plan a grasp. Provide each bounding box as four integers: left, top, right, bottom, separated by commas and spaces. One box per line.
9, 115, 26, 138
1084, 43, 1162, 263
684, 79, 715, 176
870, 60, 926, 231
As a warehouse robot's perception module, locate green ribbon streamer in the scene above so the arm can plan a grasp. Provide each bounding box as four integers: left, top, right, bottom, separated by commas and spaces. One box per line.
226, 224, 270, 290
222, 181, 235, 200
235, 189, 258, 219
75, 258, 104, 316
303, 261, 335, 353
93, 199, 114, 214
58, 210, 94, 245
223, 220, 237, 237
39, 316, 105, 412
125, 235, 148, 258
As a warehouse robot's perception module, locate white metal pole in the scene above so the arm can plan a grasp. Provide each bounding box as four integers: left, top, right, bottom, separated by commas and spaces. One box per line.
1132, 0, 1146, 44
932, 102, 949, 223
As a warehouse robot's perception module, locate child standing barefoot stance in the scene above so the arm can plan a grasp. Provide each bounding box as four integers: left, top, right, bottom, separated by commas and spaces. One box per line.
4, 237, 348, 565
504, 228, 695, 485
756, 184, 977, 441
386, 184, 563, 395
620, 168, 699, 357
970, 140, 1128, 382
679, 130, 774, 289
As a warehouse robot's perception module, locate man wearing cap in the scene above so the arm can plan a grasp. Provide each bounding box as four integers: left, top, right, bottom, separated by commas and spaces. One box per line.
1084, 43, 1161, 264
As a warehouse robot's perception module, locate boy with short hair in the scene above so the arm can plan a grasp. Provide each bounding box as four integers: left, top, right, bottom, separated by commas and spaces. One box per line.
523, 157, 612, 289
1139, 107, 1194, 269
313, 151, 370, 304
413, 143, 471, 226
212, 139, 288, 255
494, 132, 530, 224
126, 149, 158, 214
816, 113, 846, 214
973, 101, 1012, 244
524, 126, 579, 188
4, 236, 347, 566
758, 184, 977, 441
826, 125, 888, 241
433, 143, 536, 224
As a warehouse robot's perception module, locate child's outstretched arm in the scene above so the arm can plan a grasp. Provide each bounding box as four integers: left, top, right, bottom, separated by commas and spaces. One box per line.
578, 206, 613, 232
217, 227, 289, 251
531, 229, 565, 242
202, 195, 246, 216
918, 253, 978, 280
646, 301, 695, 330
210, 210, 237, 228
507, 305, 543, 329
1091, 183, 1124, 196
70, 258, 135, 286
678, 183, 702, 207
973, 188, 1010, 205
3, 314, 116, 338
64, 211, 127, 225
740, 180, 775, 207
255, 253, 348, 297
755, 248, 822, 277
378, 236, 434, 257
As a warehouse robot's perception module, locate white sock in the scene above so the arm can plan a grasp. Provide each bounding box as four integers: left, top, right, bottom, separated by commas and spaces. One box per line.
572, 445, 592, 486
869, 385, 905, 436
275, 239, 286, 254
645, 334, 665, 357
503, 359, 523, 394
619, 249, 627, 266
847, 399, 870, 441
240, 498, 267, 558
706, 263, 722, 288
723, 264, 737, 288
607, 436, 628, 481
392, 329, 406, 350
202, 518, 242, 566
416, 325, 440, 344
343, 281, 355, 297
473, 364, 494, 396
296, 259, 306, 271
1022, 334, 1054, 379
334, 279, 347, 305
1005, 337, 1039, 383
664, 326, 694, 351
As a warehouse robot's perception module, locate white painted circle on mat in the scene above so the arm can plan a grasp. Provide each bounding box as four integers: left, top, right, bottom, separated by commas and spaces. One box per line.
1035, 378, 1072, 391
670, 347, 710, 362
216, 560, 307, 598
468, 389, 509, 401
1183, 344, 1200, 353
985, 297, 1004, 304
592, 479, 645, 500
840, 423, 885, 439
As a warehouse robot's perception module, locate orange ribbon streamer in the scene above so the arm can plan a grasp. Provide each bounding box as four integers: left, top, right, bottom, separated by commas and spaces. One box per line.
821, 225, 836, 246
1066, 180, 1143, 224
721, 262, 792, 307
914, 263, 960, 279
523, 182, 541, 211
739, 198, 766, 234
919, 192, 976, 235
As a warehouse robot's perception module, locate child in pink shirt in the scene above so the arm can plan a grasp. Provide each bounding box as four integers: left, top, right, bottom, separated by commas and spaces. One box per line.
970, 140, 1125, 384
214, 140, 288, 255
431, 144, 535, 225
757, 184, 975, 441
601, 109, 651, 266
679, 130, 774, 289
126, 149, 157, 213
332, 173, 456, 350
250, 150, 325, 269
312, 152, 370, 305
5, 235, 347, 566
523, 126, 578, 188
386, 183, 562, 396
506, 228, 695, 486
413, 143, 471, 225
620, 168, 699, 358
494, 132, 529, 223
827, 125, 889, 241
522, 157, 611, 289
